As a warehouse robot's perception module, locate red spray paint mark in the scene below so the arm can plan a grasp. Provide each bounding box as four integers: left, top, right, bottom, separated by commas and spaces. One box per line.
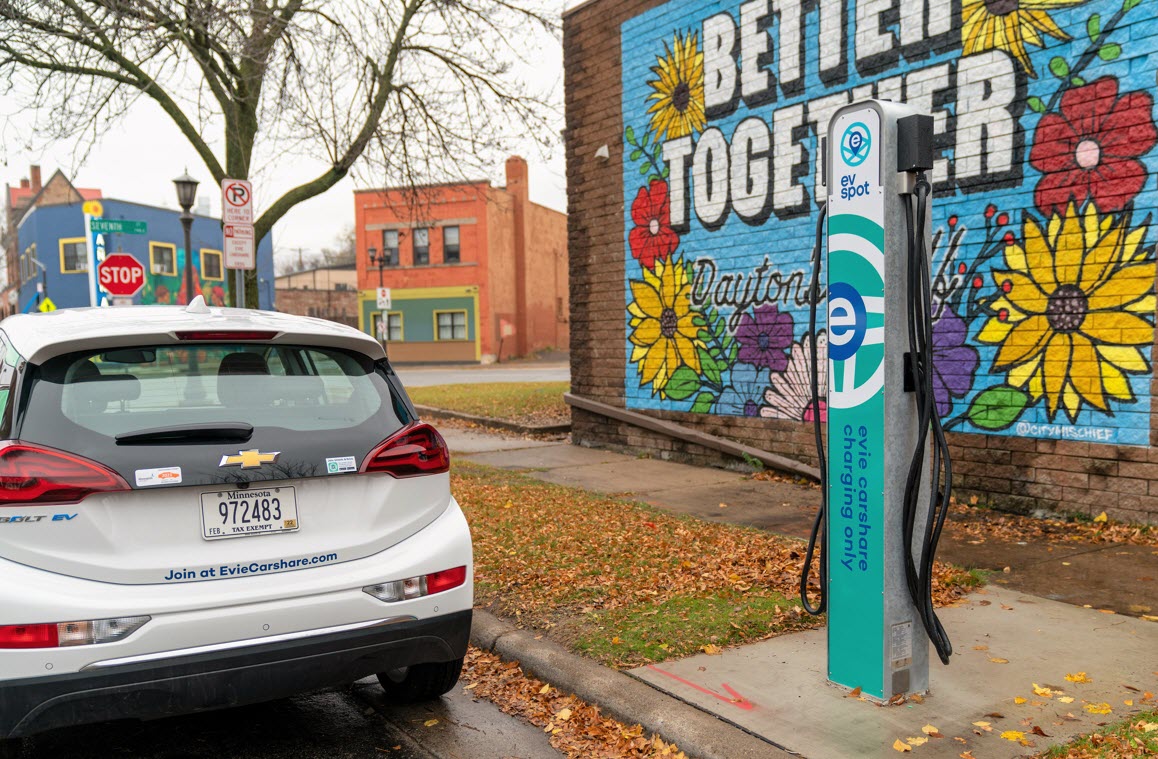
645, 665, 755, 711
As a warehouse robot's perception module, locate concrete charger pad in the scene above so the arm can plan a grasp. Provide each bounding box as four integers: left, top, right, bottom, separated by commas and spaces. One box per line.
630, 587, 1158, 758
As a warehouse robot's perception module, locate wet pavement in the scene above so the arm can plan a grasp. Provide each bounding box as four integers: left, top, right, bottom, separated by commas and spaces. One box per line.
11, 678, 560, 759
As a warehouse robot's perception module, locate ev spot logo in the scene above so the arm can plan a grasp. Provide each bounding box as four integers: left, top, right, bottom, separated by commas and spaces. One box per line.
840, 122, 871, 167
827, 282, 867, 361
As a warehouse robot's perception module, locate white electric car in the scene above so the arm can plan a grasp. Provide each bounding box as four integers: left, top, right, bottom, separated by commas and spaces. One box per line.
0, 299, 472, 750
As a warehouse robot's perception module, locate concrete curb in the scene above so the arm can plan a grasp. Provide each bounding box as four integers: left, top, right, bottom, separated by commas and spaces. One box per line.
469, 610, 794, 759
415, 404, 571, 435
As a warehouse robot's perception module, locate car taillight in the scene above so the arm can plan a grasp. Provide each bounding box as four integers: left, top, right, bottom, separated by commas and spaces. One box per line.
0, 616, 150, 649
0, 442, 130, 507
175, 330, 278, 341
363, 566, 468, 602
426, 566, 468, 595
360, 423, 449, 477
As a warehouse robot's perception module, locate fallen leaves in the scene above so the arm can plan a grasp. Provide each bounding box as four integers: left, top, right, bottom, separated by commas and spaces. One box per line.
921, 724, 939, 735
1032, 683, 1057, 698
893, 738, 912, 752
460, 647, 687, 758
988, 657, 1010, 664
1066, 672, 1092, 683
409, 382, 571, 427
948, 501, 1158, 548
700, 644, 722, 656
999, 730, 1025, 741
423, 719, 439, 727
1084, 702, 1113, 715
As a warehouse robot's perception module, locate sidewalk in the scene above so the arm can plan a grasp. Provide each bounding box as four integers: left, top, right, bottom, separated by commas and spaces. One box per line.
446, 427, 1158, 757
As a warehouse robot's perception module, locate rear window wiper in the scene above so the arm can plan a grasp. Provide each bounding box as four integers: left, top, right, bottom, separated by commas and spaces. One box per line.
115, 422, 255, 445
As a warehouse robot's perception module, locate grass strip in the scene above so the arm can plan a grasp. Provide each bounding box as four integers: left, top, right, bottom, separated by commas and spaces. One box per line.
1039, 709, 1158, 758
408, 381, 570, 425
453, 460, 979, 668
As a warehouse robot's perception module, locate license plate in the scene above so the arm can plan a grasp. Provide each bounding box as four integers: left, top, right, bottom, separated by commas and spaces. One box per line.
200, 487, 299, 540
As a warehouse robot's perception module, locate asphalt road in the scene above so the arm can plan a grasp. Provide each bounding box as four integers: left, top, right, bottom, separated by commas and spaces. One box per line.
12, 677, 560, 759
396, 364, 569, 388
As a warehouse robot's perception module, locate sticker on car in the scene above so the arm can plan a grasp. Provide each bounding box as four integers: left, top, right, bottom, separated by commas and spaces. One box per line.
135, 466, 183, 487
325, 456, 357, 474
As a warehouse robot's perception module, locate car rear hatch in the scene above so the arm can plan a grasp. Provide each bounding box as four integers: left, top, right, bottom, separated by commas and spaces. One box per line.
0, 339, 450, 585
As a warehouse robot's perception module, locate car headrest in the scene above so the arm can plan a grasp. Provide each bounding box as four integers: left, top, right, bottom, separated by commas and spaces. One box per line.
217, 352, 271, 408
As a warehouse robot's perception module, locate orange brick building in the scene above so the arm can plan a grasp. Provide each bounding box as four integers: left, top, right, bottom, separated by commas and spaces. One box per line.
354, 157, 568, 363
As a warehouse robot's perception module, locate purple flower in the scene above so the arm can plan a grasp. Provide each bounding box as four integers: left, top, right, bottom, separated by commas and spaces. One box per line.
932, 308, 980, 418
736, 304, 793, 371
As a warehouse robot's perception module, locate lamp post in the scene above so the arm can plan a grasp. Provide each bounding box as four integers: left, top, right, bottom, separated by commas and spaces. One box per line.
173, 170, 203, 405
172, 171, 199, 305
368, 245, 394, 347
368, 245, 385, 287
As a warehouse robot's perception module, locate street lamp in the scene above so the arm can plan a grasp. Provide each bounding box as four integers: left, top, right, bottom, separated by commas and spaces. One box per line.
368, 245, 386, 287
173, 170, 199, 305
173, 170, 203, 405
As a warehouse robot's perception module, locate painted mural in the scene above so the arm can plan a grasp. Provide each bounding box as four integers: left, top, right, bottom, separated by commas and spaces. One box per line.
622, 0, 1157, 445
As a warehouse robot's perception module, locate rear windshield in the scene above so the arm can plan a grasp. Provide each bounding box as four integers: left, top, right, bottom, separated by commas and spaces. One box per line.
21, 343, 412, 444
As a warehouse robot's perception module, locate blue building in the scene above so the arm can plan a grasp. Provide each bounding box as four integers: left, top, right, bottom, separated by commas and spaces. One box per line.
12, 190, 274, 312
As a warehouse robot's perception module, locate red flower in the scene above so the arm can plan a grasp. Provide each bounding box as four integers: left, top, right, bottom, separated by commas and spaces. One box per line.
629, 180, 679, 269
1030, 77, 1157, 217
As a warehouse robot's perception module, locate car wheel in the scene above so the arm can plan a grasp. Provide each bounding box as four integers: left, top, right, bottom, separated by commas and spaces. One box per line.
376, 657, 464, 703
0, 738, 23, 759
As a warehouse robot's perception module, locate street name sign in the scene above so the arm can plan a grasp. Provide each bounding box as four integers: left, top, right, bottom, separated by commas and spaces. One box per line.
97, 253, 147, 297
90, 219, 147, 235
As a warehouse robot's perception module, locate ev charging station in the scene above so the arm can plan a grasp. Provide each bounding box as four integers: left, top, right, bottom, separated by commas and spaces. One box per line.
803, 100, 953, 701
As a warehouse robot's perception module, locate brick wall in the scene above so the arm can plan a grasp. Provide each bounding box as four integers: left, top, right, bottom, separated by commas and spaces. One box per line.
564, 0, 1158, 523
275, 287, 357, 327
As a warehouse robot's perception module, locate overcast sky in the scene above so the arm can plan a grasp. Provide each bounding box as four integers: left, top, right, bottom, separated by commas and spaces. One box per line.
1, 2, 589, 264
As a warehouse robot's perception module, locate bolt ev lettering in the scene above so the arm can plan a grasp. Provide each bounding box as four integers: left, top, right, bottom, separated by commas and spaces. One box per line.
0, 514, 77, 524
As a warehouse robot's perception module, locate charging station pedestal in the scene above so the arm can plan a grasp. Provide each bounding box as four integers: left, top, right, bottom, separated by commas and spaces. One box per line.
824, 100, 931, 700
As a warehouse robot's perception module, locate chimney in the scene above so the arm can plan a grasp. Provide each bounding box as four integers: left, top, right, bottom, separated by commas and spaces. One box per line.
505, 156, 528, 205
19, 179, 29, 189
505, 155, 530, 356
30, 165, 41, 192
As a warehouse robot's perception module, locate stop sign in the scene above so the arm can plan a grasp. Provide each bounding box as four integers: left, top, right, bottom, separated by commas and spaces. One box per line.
97, 253, 147, 297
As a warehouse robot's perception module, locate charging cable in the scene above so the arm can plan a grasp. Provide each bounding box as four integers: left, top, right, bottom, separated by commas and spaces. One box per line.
800, 201, 829, 615
902, 171, 954, 664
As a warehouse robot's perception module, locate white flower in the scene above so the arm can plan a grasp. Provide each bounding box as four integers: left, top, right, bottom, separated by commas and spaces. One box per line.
761, 332, 827, 422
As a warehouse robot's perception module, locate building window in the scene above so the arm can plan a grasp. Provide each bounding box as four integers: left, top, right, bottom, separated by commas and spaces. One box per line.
60, 238, 88, 273
435, 310, 468, 341
150, 242, 177, 276
373, 311, 404, 341
443, 226, 460, 263
200, 249, 224, 281
413, 228, 430, 265
382, 230, 399, 266
20, 244, 37, 284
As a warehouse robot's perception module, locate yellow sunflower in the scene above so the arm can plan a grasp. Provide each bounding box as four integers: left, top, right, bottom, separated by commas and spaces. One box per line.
646, 31, 705, 141
628, 257, 703, 397
977, 202, 1155, 422
961, 0, 1086, 78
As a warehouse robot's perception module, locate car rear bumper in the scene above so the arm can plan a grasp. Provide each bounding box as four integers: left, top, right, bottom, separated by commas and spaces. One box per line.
0, 609, 471, 739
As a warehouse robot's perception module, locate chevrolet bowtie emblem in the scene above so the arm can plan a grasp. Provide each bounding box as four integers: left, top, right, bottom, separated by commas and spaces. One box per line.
219, 449, 280, 469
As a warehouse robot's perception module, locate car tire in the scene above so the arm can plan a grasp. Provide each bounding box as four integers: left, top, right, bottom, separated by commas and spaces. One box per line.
0, 738, 23, 759
376, 657, 464, 703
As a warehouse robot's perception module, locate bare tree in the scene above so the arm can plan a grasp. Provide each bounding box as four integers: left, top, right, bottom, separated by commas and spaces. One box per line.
0, 0, 558, 304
